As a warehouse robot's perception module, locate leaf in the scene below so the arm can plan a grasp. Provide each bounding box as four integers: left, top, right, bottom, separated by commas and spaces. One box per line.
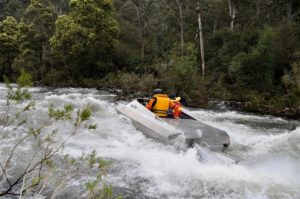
23, 101, 35, 111
88, 124, 97, 130
88, 150, 97, 168
80, 106, 91, 121
17, 68, 33, 87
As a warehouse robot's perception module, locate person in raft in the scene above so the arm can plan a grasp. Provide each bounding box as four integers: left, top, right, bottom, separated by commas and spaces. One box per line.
146, 89, 182, 118
171, 96, 183, 119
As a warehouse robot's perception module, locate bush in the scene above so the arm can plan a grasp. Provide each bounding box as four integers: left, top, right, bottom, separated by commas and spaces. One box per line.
245, 91, 266, 111
43, 69, 69, 86
229, 27, 276, 91
157, 43, 201, 95
292, 60, 300, 91
104, 72, 158, 94
1, 72, 121, 198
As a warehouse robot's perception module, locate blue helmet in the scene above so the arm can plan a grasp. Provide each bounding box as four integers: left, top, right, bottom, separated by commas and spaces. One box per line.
153, 88, 163, 94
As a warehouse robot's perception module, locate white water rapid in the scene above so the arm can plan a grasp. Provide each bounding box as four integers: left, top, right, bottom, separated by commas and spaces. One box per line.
0, 84, 299, 199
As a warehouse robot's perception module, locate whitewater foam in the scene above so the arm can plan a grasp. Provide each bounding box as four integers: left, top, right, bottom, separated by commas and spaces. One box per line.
1, 85, 299, 199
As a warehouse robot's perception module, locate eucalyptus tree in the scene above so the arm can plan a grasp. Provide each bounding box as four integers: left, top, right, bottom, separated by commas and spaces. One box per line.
50, 0, 119, 79
0, 16, 19, 80
13, 0, 57, 81
157, 0, 191, 56
0, 0, 30, 20
50, 0, 70, 14
115, 0, 156, 61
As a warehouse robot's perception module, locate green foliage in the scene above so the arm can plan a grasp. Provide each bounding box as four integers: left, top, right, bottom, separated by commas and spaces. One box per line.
23, 101, 35, 111
13, 0, 57, 80
0, 0, 28, 20
43, 69, 69, 86
156, 43, 203, 102
245, 91, 266, 111
84, 150, 120, 199
227, 25, 299, 92
45, 159, 56, 169
30, 176, 44, 187
4, 70, 32, 105
291, 53, 300, 91
5, 86, 32, 104
88, 150, 97, 168
81, 106, 92, 122
87, 124, 97, 130
17, 68, 33, 87
1, 74, 120, 197
0, 16, 20, 80
0, 0, 299, 116
50, 0, 119, 79
105, 72, 158, 94
85, 180, 98, 195
207, 27, 259, 82
48, 104, 74, 120
28, 127, 42, 138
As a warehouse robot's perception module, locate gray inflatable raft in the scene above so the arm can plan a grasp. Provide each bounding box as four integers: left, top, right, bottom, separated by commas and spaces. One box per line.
116, 99, 230, 152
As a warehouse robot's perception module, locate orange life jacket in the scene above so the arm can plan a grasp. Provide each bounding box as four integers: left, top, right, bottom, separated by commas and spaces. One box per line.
173, 101, 182, 118
146, 94, 174, 117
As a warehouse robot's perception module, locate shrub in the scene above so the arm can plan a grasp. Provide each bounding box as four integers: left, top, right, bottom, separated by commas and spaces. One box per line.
104, 72, 158, 94
0, 72, 120, 198
43, 69, 68, 86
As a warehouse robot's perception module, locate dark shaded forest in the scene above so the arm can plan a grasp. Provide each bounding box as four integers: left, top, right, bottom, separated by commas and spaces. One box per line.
0, 0, 300, 117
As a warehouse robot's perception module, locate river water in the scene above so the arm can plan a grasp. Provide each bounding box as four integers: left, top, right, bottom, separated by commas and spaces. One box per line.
0, 84, 299, 199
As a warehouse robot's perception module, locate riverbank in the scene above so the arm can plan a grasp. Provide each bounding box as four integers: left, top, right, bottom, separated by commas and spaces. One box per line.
93, 84, 300, 120
34, 75, 300, 119
213, 100, 300, 120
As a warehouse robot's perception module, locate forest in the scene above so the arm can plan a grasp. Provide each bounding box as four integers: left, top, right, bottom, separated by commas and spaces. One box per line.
0, 0, 300, 117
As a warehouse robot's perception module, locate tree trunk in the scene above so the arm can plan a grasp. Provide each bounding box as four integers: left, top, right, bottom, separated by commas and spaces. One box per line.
7, 52, 12, 76
176, 0, 184, 55
132, 0, 145, 60
59, 0, 63, 14
228, 0, 236, 31
213, 18, 218, 32
196, 1, 205, 77
286, 0, 293, 22
141, 28, 145, 60
255, 1, 260, 21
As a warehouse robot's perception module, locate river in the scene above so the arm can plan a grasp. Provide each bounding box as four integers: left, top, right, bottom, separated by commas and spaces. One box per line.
0, 84, 299, 199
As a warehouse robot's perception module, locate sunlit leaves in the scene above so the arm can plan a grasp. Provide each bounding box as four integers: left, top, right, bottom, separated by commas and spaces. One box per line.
0, 16, 20, 78
17, 68, 33, 87
4, 70, 32, 105
48, 104, 74, 121
28, 127, 42, 138
84, 150, 120, 199
50, 0, 119, 79
87, 124, 97, 130
80, 106, 92, 121
88, 150, 97, 168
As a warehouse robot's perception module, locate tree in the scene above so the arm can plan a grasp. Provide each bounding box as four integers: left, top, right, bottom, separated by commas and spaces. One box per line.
115, 0, 155, 61
50, 0, 119, 79
228, 28, 277, 91
0, 0, 30, 20
196, 1, 206, 76
0, 16, 20, 80
130, 0, 153, 60
51, 0, 70, 14
158, 0, 189, 56
176, 0, 185, 55
13, 0, 57, 81
228, 0, 237, 31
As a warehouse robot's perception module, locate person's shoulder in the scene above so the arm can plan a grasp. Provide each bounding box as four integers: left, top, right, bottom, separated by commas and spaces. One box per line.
154, 94, 168, 98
